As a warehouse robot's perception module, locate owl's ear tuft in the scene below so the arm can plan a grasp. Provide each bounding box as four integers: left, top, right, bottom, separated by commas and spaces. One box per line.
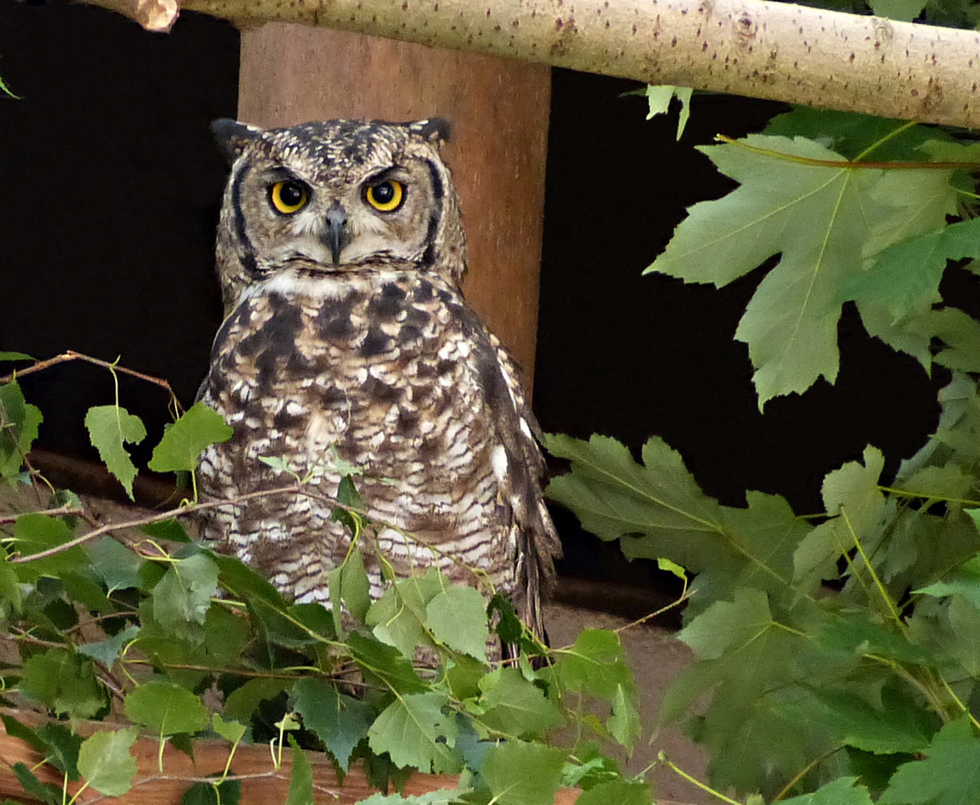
211, 119, 264, 162
411, 118, 452, 146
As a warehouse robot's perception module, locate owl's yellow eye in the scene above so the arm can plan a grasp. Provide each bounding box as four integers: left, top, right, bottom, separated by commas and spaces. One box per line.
269, 180, 309, 214
365, 180, 405, 212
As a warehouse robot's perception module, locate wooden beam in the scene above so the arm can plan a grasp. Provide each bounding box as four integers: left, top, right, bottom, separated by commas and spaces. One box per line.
0, 709, 586, 804
237, 26, 551, 387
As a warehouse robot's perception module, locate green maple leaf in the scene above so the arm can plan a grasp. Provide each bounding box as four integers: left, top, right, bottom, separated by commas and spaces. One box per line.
85, 404, 146, 500
646, 134, 956, 407
781, 776, 873, 805
543, 432, 724, 551
917, 554, 980, 607
764, 111, 952, 162
545, 433, 810, 611
663, 587, 820, 792
870, 0, 926, 22
794, 446, 891, 590
643, 84, 693, 140
678, 587, 773, 660
880, 717, 980, 805
847, 217, 980, 328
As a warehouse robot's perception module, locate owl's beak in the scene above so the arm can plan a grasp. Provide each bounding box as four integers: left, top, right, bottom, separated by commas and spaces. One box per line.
323, 204, 350, 265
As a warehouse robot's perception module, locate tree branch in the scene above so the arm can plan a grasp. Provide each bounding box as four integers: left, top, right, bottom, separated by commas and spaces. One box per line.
84, 0, 980, 129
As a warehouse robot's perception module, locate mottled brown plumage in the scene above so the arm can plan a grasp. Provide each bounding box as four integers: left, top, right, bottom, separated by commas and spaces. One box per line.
196, 118, 560, 646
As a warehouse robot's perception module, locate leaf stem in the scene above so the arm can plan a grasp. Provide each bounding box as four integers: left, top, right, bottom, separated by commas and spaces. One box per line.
939, 674, 980, 730
659, 752, 742, 805
866, 654, 947, 719
614, 589, 695, 633
715, 133, 977, 170
852, 120, 917, 162
771, 745, 845, 801
840, 506, 903, 626
877, 485, 980, 508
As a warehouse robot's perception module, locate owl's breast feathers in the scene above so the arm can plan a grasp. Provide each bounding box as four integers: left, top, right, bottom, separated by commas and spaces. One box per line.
197, 268, 560, 640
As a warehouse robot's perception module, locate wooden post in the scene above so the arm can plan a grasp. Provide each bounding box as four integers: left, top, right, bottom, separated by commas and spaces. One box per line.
237, 25, 551, 387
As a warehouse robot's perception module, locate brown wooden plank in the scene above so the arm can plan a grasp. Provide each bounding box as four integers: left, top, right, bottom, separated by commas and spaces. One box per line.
0, 709, 585, 804
237, 25, 551, 388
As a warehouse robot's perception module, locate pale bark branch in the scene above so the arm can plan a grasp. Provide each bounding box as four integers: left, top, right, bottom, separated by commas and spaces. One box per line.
85, 0, 980, 129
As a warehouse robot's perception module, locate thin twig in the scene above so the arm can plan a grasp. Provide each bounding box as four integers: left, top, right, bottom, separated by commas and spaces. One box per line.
0, 506, 84, 525
614, 589, 695, 633
7, 484, 308, 564
0, 351, 178, 402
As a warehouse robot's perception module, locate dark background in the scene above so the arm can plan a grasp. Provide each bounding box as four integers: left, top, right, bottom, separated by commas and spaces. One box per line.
0, 0, 946, 590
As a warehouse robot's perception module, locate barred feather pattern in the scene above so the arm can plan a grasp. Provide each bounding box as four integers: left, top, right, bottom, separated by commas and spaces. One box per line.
196, 266, 559, 640
197, 117, 560, 650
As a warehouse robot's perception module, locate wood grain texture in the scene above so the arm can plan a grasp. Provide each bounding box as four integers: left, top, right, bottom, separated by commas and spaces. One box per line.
0, 710, 586, 804
238, 26, 551, 388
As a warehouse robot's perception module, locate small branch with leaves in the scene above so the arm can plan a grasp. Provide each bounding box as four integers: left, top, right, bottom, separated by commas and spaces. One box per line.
0, 353, 663, 805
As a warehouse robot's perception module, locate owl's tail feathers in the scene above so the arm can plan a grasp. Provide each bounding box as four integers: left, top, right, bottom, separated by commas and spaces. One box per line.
511, 497, 562, 655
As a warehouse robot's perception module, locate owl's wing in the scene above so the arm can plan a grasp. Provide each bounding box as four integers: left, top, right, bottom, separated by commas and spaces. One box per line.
460, 312, 562, 643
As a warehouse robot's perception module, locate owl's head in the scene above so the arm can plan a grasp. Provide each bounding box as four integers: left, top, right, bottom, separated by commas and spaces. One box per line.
211, 118, 466, 311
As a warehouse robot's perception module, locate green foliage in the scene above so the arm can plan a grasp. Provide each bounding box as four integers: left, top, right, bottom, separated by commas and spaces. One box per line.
640, 85, 692, 140
148, 401, 233, 474
85, 404, 146, 500
0, 381, 42, 481
480, 740, 566, 805
292, 677, 372, 771
285, 735, 314, 805
547, 375, 980, 798
0, 358, 646, 805
646, 117, 970, 408
548, 106, 980, 801
76, 728, 139, 797
368, 691, 461, 773
125, 680, 211, 736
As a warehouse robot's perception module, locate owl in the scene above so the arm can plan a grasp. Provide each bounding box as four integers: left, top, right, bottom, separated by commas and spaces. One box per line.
195, 117, 561, 649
